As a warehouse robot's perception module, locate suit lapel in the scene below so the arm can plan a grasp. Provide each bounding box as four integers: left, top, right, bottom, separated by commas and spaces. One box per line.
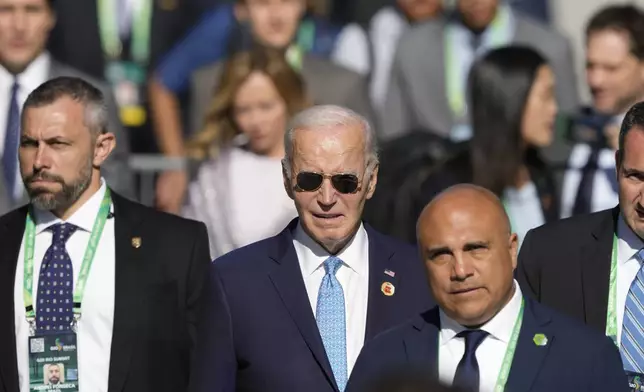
404, 308, 440, 380
268, 220, 338, 392
580, 208, 617, 331
107, 192, 147, 392
505, 298, 553, 392
364, 225, 401, 341
0, 208, 27, 392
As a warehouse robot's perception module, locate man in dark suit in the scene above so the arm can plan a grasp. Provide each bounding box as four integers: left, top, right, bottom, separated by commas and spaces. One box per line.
191, 105, 432, 392
0, 0, 133, 207
347, 184, 628, 392
518, 101, 644, 377
0, 77, 210, 392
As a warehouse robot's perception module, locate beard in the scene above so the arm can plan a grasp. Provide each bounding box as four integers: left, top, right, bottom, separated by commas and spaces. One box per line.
24, 159, 93, 212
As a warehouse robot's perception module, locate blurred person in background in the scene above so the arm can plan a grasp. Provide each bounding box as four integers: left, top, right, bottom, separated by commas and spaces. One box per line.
560, 5, 644, 218
154, 0, 373, 214
0, 0, 133, 213
417, 46, 559, 248
347, 184, 628, 392
381, 0, 577, 144
47, 0, 219, 153
333, 0, 444, 108
182, 47, 305, 258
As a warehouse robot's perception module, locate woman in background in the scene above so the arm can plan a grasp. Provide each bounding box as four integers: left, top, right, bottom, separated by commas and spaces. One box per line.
418, 45, 559, 247
183, 47, 309, 258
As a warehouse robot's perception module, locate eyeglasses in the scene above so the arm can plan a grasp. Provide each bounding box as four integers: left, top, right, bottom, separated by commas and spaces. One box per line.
295, 171, 362, 194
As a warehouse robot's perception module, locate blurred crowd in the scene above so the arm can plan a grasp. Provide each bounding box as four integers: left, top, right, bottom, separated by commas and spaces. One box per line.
0, 0, 641, 255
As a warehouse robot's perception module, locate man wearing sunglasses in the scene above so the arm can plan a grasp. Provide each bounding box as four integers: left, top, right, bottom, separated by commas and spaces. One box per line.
191, 105, 433, 392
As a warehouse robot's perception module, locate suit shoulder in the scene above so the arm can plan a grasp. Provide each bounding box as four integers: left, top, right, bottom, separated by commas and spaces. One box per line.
115, 194, 205, 233
0, 205, 28, 225
213, 235, 278, 271
395, 19, 443, 57
304, 56, 363, 80
515, 15, 569, 48
528, 209, 613, 240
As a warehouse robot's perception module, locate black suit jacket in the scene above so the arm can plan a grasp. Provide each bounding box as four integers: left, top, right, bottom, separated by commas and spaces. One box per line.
0, 191, 211, 392
191, 219, 434, 392
47, 0, 215, 79
517, 207, 618, 332
346, 297, 628, 392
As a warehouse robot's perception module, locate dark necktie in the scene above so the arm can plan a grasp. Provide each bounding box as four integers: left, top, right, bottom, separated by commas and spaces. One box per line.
3, 79, 19, 200
36, 223, 78, 334
571, 147, 600, 216
452, 329, 489, 392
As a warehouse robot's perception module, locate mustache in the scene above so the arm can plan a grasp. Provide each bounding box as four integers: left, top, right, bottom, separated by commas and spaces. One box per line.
25, 171, 65, 184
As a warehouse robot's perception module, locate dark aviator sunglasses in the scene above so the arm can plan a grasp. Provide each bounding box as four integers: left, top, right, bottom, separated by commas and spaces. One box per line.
295, 172, 362, 194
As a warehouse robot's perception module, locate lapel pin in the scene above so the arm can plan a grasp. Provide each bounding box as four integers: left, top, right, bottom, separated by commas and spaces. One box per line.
384, 269, 396, 278
381, 282, 395, 297
533, 333, 548, 347
131, 237, 142, 249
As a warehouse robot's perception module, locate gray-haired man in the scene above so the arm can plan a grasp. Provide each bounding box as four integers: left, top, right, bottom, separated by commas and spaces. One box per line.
191, 105, 433, 392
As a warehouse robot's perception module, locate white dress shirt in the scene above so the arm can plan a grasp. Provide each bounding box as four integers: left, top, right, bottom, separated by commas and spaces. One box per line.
14, 180, 115, 392
0, 53, 50, 199
502, 182, 546, 250
439, 281, 523, 392
293, 222, 369, 376
615, 214, 644, 345
560, 143, 618, 219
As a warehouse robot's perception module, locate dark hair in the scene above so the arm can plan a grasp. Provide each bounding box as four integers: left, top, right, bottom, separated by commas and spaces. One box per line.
618, 101, 644, 163
586, 5, 644, 60
22, 76, 108, 136
467, 46, 548, 196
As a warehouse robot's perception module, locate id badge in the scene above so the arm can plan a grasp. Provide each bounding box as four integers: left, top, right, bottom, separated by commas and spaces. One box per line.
105, 61, 147, 127
627, 371, 644, 392
28, 333, 79, 391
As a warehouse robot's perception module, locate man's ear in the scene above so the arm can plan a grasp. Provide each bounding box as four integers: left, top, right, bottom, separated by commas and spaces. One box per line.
282, 162, 295, 200
93, 132, 116, 168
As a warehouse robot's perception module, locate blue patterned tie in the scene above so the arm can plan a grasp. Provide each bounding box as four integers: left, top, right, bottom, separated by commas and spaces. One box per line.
452, 329, 489, 392
621, 249, 644, 372
36, 223, 77, 334
316, 256, 347, 391
3, 79, 19, 200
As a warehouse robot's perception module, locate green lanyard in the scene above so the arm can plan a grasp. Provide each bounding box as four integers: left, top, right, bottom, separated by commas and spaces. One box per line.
493, 298, 524, 391
23, 189, 112, 334
606, 234, 619, 344
439, 298, 524, 391
98, 0, 153, 64
444, 6, 512, 120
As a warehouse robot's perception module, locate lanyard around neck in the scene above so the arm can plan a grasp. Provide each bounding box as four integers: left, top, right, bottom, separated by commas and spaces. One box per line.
97, 0, 153, 63
23, 188, 112, 333
444, 6, 512, 121
606, 233, 620, 344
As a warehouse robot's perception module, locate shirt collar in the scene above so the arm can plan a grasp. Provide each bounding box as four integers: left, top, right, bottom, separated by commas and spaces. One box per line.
33, 179, 109, 235
0, 52, 50, 93
293, 221, 369, 277
617, 213, 644, 266
439, 281, 523, 346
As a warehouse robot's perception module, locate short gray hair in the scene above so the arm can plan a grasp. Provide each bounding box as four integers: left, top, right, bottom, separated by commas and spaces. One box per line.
22, 76, 109, 138
282, 105, 379, 176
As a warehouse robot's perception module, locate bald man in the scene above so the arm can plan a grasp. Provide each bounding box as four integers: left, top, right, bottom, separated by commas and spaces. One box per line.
346, 185, 628, 392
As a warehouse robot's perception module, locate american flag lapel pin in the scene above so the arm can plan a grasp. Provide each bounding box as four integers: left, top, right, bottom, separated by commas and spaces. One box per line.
384, 269, 396, 278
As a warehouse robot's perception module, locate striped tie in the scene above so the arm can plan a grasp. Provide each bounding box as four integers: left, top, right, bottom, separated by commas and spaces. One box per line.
621, 249, 644, 372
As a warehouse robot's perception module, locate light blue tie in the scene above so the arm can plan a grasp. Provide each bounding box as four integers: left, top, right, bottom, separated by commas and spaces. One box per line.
621, 249, 644, 372
316, 256, 348, 391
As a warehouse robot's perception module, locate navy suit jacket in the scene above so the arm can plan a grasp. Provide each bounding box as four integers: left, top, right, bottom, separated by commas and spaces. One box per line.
346, 297, 629, 392
190, 219, 434, 392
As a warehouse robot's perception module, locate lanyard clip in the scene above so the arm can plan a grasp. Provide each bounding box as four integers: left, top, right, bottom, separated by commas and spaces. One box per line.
27, 317, 36, 337
71, 313, 81, 333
